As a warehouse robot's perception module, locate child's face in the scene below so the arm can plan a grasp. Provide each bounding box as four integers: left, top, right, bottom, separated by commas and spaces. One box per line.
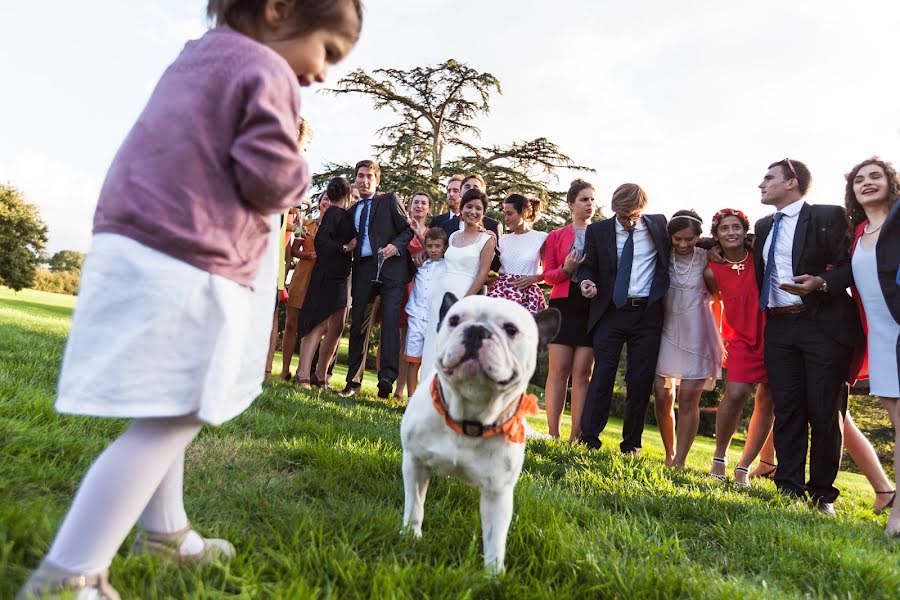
259, 2, 359, 86
425, 239, 447, 261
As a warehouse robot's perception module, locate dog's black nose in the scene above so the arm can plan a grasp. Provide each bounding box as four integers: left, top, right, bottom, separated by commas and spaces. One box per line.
463, 324, 491, 355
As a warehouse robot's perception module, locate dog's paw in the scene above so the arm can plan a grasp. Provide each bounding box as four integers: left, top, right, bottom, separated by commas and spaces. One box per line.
399, 525, 423, 539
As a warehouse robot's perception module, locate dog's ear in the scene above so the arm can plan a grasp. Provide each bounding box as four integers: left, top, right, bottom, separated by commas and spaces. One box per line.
437, 292, 459, 331
533, 308, 561, 354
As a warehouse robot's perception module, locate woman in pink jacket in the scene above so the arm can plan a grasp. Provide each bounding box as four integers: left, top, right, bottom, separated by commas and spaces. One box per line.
543, 179, 597, 440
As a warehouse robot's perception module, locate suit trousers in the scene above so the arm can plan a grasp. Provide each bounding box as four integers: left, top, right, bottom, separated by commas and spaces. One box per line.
345, 257, 404, 388
580, 301, 663, 452
764, 312, 852, 504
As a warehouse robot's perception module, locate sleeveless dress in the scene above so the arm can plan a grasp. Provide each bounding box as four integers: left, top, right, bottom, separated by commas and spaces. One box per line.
852, 238, 900, 396
488, 229, 548, 313
708, 253, 767, 384
420, 231, 492, 375
655, 247, 723, 389
286, 219, 318, 310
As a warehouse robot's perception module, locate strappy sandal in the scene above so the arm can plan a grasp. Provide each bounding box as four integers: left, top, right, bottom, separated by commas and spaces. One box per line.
875, 490, 896, 514
733, 466, 751, 489
709, 456, 727, 482
133, 523, 236, 565
17, 562, 120, 600
752, 460, 777, 479
279, 371, 292, 381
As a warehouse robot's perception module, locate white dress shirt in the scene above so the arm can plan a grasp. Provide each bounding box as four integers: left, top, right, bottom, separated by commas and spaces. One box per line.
615, 217, 656, 297
405, 258, 445, 321
761, 200, 804, 308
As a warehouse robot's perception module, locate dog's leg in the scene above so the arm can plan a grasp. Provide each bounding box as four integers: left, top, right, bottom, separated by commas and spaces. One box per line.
401, 453, 430, 538
479, 487, 514, 574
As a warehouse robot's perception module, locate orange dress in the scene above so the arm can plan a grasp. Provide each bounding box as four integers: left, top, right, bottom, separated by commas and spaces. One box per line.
286, 219, 318, 310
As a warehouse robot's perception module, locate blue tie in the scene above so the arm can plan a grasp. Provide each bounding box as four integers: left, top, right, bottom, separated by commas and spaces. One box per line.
356, 199, 370, 258
613, 229, 635, 308
759, 212, 784, 310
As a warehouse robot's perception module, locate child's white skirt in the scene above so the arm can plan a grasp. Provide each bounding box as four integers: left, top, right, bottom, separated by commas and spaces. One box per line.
55, 231, 278, 425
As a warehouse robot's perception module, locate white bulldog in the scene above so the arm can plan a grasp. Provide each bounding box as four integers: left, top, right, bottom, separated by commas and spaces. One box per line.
400, 293, 560, 573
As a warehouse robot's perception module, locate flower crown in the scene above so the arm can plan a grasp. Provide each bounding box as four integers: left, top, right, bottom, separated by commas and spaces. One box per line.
710, 208, 750, 234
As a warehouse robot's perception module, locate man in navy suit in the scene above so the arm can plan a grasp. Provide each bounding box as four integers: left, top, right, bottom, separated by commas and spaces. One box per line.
340, 160, 414, 399
577, 184, 670, 453
753, 159, 861, 516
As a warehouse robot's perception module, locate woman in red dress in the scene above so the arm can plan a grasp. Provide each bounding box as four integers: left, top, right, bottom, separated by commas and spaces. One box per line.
704, 209, 774, 487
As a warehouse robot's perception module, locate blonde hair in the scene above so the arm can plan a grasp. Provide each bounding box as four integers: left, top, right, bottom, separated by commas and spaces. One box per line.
610, 183, 648, 213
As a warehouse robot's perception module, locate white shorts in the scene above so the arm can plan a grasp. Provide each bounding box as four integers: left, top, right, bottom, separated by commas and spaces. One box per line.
404, 313, 429, 363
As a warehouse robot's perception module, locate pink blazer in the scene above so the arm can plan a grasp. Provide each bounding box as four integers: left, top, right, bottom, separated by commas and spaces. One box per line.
543, 225, 577, 300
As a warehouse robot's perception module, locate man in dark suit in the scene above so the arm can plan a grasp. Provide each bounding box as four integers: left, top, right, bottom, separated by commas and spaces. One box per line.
577, 183, 670, 453
433, 174, 502, 271
753, 158, 862, 516
339, 160, 414, 399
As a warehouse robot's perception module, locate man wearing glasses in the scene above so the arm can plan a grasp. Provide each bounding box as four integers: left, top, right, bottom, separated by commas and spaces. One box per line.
577, 183, 670, 454
754, 158, 861, 516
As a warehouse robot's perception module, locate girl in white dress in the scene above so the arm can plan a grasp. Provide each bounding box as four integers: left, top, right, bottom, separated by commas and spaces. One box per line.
20, 2, 361, 597
844, 157, 900, 536
420, 189, 497, 375
488, 194, 548, 313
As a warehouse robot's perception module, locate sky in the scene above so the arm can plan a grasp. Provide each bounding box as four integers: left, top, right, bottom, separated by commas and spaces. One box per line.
2, 0, 899, 253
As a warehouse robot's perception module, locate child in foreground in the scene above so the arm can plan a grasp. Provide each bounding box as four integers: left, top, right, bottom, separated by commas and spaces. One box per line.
404, 227, 449, 395
19, 1, 361, 598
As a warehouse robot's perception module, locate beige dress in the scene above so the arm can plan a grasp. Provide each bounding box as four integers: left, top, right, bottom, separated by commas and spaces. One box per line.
655, 247, 723, 389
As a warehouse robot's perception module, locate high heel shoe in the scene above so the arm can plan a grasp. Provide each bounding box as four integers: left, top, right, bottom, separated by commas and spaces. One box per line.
875, 490, 896, 514
751, 460, 777, 479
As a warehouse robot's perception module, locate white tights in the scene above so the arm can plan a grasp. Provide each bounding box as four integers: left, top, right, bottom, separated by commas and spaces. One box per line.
45, 414, 204, 574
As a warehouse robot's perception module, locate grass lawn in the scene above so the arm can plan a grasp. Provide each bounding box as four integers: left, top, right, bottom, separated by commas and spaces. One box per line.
1, 287, 898, 598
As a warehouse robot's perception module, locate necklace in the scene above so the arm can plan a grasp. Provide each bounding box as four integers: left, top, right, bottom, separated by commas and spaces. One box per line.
722, 250, 749, 274
672, 248, 696, 285
863, 221, 883, 235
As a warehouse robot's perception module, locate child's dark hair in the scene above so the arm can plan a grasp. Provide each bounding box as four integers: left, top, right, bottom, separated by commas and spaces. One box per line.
460, 189, 488, 211
667, 209, 703, 237
325, 176, 350, 201
504, 194, 542, 222
425, 227, 448, 245
207, 0, 363, 40
566, 179, 594, 204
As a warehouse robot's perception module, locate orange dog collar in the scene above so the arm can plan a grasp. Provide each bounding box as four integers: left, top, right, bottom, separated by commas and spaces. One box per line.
430, 377, 538, 444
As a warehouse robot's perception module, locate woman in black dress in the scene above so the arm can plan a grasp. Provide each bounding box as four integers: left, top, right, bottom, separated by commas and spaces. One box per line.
295, 177, 357, 387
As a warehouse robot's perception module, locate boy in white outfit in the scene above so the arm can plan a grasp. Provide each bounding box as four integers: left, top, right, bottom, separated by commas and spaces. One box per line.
404, 227, 449, 395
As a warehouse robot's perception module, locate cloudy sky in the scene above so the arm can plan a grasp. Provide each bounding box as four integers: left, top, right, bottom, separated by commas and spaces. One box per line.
2, 0, 899, 252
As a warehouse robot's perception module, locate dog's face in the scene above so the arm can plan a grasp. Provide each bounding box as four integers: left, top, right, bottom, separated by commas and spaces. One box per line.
435, 294, 560, 403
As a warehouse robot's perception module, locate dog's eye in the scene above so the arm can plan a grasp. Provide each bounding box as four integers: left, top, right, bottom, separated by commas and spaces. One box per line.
448, 315, 460, 327
503, 323, 518, 337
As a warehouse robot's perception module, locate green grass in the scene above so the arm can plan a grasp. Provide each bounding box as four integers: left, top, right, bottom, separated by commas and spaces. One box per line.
1, 287, 898, 598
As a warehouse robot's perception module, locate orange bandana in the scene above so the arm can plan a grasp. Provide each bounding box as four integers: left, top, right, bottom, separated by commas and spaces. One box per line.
430, 377, 539, 444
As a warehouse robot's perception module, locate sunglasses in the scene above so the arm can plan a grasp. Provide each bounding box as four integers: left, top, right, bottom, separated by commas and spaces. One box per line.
784, 158, 798, 180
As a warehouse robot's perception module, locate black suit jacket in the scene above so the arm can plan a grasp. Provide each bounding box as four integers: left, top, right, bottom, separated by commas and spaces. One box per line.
434, 213, 502, 271
577, 214, 670, 332
753, 202, 862, 348
827, 200, 900, 325
349, 192, 414, 283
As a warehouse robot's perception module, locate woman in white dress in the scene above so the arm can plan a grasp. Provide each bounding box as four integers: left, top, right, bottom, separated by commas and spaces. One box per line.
420, 189, 497, 375
488, 194, 548, 313
653, 209, 723, 468
843, 157, 900, 536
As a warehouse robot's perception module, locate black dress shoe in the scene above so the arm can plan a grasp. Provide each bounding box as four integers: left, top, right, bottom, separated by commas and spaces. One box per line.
338, 385, 359, 398
377, 378, 393, 399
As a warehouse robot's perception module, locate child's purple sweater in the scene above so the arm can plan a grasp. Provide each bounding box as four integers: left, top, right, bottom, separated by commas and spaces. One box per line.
93, 27, 310, 287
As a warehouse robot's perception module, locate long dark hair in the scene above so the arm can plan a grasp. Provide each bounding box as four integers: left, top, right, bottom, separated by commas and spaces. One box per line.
844, 157, 900, 235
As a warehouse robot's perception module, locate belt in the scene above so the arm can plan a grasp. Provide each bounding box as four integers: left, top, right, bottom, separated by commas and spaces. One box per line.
357, 255, 376, 263
767, 304, 806, 316
618, 297, 648, 310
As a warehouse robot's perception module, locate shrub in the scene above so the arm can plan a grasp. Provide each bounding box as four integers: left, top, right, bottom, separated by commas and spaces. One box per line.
31, 268, 80, 295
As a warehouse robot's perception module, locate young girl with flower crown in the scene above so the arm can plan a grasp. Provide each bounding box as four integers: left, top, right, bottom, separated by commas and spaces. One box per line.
19, 1, 361, 597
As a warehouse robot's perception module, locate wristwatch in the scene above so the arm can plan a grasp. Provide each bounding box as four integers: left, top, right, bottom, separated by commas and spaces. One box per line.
342, 244, 348, 253
817, 279, 828, 293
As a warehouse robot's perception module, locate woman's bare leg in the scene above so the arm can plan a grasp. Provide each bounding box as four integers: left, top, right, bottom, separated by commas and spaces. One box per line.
315, 309, 348, 383
842, 410, 894, 511
279, 308, 300, 379
654, 376, 675, 467
545, 344, 574, 438
394, 326, 408, 399
880, 397, 900, 535
735, 383, 775, 484
297, 321, 328, 384
569, 347, 594, 442
672, 379, 705, 468
711, 381, 753, 478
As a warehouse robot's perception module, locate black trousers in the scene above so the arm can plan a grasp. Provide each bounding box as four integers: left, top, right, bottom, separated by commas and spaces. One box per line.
580, 301, 663, 452
345, 257, 404, 388
764, 312, 853, 504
